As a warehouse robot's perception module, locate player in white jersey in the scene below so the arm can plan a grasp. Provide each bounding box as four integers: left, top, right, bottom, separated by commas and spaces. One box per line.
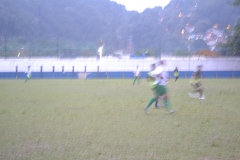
144, 61, 175, 114
133, 66, 141, 85
25, 66, 32, 82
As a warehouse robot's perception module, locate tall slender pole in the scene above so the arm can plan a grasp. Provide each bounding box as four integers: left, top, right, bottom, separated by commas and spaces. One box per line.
57, 38, 59, 58
4, 37, 6, 59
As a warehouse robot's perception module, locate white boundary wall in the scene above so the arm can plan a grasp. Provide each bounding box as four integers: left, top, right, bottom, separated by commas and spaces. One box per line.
0, 57, 240, 72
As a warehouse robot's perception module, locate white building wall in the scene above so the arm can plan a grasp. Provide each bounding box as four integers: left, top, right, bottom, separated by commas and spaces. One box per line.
0, 57, 240, 72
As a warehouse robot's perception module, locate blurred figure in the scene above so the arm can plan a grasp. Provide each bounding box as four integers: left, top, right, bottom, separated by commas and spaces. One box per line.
146, 63, 161, 108
144, 60, 175, 114
173, 67, 179, 83
189, 65, 205, 100
98, 45, 103, 60
133, 66, 140, 86
25, 66, 32, 82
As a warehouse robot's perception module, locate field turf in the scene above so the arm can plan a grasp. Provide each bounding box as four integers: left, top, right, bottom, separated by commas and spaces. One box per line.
0, 79, 240, 160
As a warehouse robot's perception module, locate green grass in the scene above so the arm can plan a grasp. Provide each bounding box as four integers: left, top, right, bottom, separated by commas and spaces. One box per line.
0, 79, 240, 160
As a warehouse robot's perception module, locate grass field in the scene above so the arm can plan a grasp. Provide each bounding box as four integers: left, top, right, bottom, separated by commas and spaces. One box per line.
0, 79, 240, 160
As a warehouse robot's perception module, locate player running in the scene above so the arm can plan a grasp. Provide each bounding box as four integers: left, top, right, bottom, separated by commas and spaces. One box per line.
133, 65, 140, 86
144, 61, 176, 114
146, 63, 161, 109
173, 67, 179, 84
189, 65, 205, 100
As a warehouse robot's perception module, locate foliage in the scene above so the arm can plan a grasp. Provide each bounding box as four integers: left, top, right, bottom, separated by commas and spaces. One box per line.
190, 39, 209, 52
173, 49, 189, 56
233, 0, 240, 6
194, 20, 212, 33
214, 42, 229, 56
227, 20, 240, 55
195, 50, 219, 57
0, 0, 240, 57
224, 0, 240, 55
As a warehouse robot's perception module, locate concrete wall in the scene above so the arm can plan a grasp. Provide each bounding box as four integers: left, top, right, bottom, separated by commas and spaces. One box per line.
0, 57, 240, 73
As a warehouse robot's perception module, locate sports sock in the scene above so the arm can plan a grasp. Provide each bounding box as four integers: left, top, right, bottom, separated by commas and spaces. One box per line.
155, 100, 158, 107
164, 100, 172, 112
145, 98, 156, 109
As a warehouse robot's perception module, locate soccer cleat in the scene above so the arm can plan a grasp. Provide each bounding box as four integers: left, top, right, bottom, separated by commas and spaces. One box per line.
199, 96, 205, 100
169, 110, 176, 114
154, 104, 164, 109
154, 106, 160, 109
144, 108, 149, 114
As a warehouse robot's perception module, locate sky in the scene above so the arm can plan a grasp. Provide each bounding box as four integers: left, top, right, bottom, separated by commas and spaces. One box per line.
110, 0, 171, 13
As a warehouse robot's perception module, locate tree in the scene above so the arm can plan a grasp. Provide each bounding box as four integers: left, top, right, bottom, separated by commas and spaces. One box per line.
194, 20, 212, 33
191, 39, 209, 52
233, 0, 240, 6
226, 0, 240, 55
1, 0, 240, 57
227, 20, 240, 55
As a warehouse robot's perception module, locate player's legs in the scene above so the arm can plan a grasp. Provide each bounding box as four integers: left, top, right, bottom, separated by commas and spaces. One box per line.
133, 76, 137, 85
162, 94, 172, 112
189, 82, 204, 99
158, 85, 175, 113
190, 83, 198, 93
175, 76, 178, 82
151, 88, 159, 108
25, 75, 29, 82
145, 97, 157, 110
137, 76, 140, 85
196, 83, 204, 98
145, 87, 159, 113
25, 77, 28, 82
145, 85, 175, 114
155, 100, 159, 108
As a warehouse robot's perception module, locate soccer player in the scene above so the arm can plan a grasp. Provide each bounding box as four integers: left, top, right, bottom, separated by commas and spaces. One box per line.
189, 65, 205, 100
173, 67, 179, 83
133, 65, 140, 86
147, 63, 160, 108
25, 66, 32, 82
144, 61, 176, 114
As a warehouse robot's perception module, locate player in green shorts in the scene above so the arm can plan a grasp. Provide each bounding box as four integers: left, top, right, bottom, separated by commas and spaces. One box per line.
144, 61, 175, 114
147, 63, 160, 108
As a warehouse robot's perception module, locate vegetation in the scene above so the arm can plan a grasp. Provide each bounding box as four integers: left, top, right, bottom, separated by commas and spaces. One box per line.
223, 0, 240, 55
0, 79, 240, 159
226, 20, 240, 55
0, 0, 240, 57
233, 0, 240, 5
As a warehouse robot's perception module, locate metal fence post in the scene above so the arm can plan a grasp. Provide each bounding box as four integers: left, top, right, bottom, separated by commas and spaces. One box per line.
72, 66, 74, 78
16, 66, 18, 79
53, 66, 55, 79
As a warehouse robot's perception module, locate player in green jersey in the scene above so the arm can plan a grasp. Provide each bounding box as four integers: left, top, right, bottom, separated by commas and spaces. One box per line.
173, 67, 179, 83
189, 65, 205, 99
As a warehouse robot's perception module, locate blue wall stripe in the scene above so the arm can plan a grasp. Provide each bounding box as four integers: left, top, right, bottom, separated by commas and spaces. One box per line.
0, 71, 240, 79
